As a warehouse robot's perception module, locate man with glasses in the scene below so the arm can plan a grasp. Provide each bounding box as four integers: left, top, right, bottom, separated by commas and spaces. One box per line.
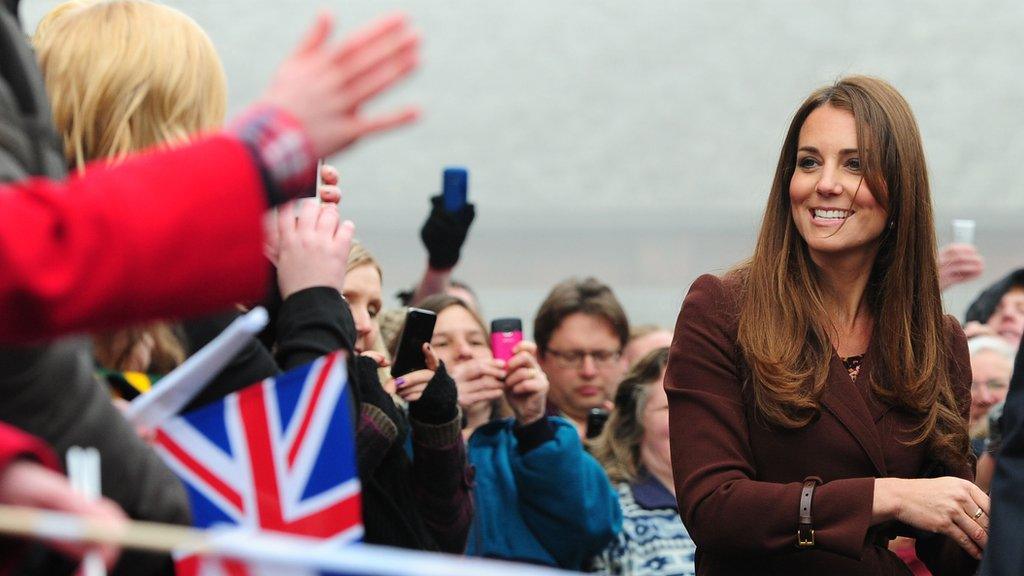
534, 277, 630, 438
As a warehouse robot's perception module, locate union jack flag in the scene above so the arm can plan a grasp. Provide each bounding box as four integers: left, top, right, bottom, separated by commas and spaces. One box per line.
154, 352, 362, 546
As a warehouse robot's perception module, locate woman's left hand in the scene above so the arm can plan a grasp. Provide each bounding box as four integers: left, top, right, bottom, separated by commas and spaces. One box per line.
504, 341, 549, 426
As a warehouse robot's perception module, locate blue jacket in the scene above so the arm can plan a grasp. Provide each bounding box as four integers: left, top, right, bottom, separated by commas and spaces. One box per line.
466, 416, 622, 569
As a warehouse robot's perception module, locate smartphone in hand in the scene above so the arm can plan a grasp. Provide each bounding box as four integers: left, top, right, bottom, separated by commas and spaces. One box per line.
586, 408, 610, 439
490, 318, 523, 364
390, 308, 437, 377
442, 167, 468, 213
952, 219, 976, 245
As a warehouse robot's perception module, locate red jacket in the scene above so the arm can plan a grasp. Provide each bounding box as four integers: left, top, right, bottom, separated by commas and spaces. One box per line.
0, 134, 269, 344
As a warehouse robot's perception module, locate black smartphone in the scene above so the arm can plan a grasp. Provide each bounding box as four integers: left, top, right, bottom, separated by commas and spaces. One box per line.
390, 307, 437, 377
585, 408, 610, 439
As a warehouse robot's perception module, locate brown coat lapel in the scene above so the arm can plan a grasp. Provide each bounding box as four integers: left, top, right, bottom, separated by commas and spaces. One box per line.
818, 351, 888, 477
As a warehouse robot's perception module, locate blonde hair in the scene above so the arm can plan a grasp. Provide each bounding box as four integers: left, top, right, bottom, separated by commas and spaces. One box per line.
34, 0, 227, 171
347, 242, 392, 384
347, 241, 384, 278
34, 0, 224, 373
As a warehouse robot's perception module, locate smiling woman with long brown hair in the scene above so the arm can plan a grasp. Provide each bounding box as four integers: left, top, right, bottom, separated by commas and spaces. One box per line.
666, 76, 984, 575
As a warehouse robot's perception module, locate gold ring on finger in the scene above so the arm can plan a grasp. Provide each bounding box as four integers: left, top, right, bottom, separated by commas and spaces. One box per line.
973, 507, 984, 520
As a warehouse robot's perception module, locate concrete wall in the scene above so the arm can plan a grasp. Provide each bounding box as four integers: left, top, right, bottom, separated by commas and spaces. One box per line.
22, 0, 1023, 326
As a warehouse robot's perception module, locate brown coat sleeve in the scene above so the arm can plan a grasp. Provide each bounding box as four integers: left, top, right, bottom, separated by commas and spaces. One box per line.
916, 317, 980, 575
666, 274, 873, 560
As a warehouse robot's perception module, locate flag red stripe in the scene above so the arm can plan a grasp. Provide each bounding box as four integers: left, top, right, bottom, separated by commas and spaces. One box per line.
238, 376, 361, 537
286, 353, 337, 469
238, 383, 286, 530
155, 429, 245, 513
275, 492, 362, 537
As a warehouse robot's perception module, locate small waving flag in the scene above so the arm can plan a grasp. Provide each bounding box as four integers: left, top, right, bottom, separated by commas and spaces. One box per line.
154, 352, 361, 551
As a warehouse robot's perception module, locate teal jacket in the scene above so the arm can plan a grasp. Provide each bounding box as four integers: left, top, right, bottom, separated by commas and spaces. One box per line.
466, 416, 622, 569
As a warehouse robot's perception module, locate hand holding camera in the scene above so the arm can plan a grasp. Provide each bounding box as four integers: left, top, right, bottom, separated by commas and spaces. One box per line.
503, 341, 549, 426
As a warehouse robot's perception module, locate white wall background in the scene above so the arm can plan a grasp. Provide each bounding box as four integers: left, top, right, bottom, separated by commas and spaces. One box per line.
21, 0, 1023, 329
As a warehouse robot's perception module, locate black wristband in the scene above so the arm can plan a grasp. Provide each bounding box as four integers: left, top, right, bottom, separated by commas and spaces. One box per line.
513, 417, 555, 454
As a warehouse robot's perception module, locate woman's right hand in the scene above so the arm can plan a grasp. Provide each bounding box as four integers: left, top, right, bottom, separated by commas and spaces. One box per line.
938, 244, 984, 291
873, 477, 990, 559
447, 358, 506, 409
259, 12, 420, 159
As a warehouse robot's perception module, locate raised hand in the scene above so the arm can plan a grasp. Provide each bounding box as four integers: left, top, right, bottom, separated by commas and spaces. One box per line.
394, 343, 439, 404
938, 244, 984, 291
275, 197, 354, 299
449, 358, 506, 409
504, 341, 549, 426
318, 163, 342, 204
259, 12, 420, 159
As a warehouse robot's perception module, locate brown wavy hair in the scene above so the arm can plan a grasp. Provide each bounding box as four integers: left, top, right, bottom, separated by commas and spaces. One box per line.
735, 76, 968, 468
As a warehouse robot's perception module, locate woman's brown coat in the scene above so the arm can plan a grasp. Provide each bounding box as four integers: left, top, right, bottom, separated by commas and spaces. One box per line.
666, 274, 977, 576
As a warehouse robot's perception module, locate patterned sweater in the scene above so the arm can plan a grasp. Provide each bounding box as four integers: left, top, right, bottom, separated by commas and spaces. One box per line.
592, 474, 696, 576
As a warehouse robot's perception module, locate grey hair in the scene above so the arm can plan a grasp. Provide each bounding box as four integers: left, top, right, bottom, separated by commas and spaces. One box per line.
968, 335, 1016, 363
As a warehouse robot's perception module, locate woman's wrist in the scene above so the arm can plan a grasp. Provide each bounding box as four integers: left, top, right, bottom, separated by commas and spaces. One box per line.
872, 477, 904, 524
515, 410, 544, 427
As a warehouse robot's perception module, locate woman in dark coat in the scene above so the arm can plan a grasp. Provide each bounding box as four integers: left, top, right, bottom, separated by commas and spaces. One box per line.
667, 76, 986, 576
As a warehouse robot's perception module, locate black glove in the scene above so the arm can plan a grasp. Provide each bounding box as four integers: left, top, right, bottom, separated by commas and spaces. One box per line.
353, 356, 407, 440
420, 194, 475, 270
407, 361, 458, 425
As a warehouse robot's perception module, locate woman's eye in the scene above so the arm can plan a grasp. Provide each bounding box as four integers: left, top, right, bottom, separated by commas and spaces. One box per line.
797, 156, 818, 169
470, 339, 488, 348
431, 339, 450, 348
846, 158, 862, 171
368, 306, 380, 319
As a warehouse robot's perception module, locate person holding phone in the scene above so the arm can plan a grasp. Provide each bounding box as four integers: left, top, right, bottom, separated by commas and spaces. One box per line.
667, 76, 983, 575
339, 244, 472, 554
402, 168, 477, 308
413, 294, 621, 570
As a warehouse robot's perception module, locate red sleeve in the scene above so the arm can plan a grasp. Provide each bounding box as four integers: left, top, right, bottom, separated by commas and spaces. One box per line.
666, 274, 873, 559
0, 422, 57, 472
0, 134, 269, 344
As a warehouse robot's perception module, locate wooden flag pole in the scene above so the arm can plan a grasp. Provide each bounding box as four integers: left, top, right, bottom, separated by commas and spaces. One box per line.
0, 504, 207, 554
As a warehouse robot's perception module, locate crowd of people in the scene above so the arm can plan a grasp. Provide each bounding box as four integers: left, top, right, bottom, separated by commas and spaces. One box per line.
0, 1, 1021, 576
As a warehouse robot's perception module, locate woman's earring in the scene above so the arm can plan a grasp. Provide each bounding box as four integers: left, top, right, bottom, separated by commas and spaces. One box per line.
888, 220, 895, 230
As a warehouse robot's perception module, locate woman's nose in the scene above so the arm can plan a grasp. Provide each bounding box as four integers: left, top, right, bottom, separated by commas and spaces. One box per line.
456, 339, 474, 360
815, 167, 843, 196
354, 311, 371, 335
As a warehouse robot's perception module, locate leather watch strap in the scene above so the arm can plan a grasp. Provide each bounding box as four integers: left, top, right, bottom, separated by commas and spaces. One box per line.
797, 476, 822, 548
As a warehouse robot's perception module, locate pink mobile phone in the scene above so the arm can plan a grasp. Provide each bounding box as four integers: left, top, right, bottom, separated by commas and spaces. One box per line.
490, 318, 523, 363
